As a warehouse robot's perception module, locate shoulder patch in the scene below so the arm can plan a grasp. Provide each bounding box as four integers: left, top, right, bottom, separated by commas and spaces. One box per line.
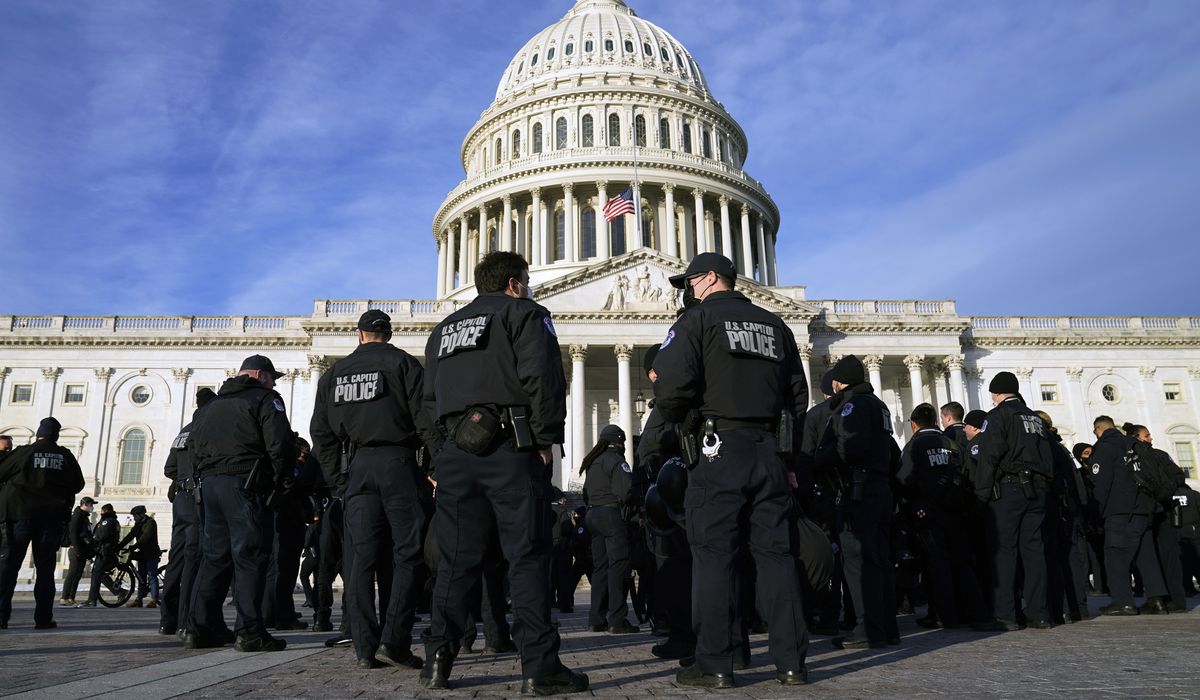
970, 444, 979, 456
841, 403, 854, 417
1092, 464, 1100, 475
660, 329, 676, 350
273, 398, 286, 413
577, 526, 585, 535
620, 461, 632, 474
981, 419, 989, 433
544, 315, 557, 338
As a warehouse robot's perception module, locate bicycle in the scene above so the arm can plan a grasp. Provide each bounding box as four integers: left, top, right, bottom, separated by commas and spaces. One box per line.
95, 549, 139, 608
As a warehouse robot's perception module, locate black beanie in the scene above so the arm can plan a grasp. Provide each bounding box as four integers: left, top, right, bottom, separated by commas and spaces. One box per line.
599, 424, 626, 444
643, 345, 660, 376
36, 417, 61, 441
988, 371, 1020, 394
819, 370, 835, 397
830, 355, 865, 386
196, 387, 217, 408
963, 410, 988, 429
1072, 443, 1091, 463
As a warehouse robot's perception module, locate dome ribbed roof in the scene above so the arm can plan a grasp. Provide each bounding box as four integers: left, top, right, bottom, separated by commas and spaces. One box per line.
494, 0, 709, 100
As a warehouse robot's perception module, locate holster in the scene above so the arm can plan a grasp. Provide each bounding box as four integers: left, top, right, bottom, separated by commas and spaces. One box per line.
776, 410, 794, 458
676, 409, 703, 469
508, 406, 534, 450
1019, 468, 1037, 501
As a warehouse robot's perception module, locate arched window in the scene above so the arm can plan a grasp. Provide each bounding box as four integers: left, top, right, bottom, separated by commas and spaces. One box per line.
604, 38, 614, 52
565, 42, 574, 56
608, 114, 621, 146
547, 47, 556, 61
611, 217, 626, 256
585, 39, 594, 53
661, 47, 670, 62
495, 138, 502, 165
533, 123, 543, 154
702, 128, 713, 158
488, 226, 498, 252
517, 61, 524, 74
555, 117, 567, 150
581, 114, 594, 147
531, 52, 539, 66
512, 129, 521, 158
659, 118, 670, 148
642, 207, 653, 248
582, 208, 596, 258
624, 39, 634, 53
643, 42, 652, 56
554, 208, 566, 261
634, 115, 646, 147
682, 121, 692, 153
119, 428, 146, 485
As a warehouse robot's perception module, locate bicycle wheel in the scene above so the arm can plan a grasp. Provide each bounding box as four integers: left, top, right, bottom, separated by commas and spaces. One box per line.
157, 564, 167, 592
98, 563, 136, 608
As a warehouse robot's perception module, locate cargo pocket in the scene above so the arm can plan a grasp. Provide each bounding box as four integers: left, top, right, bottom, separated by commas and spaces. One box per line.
683, 487, 706, 546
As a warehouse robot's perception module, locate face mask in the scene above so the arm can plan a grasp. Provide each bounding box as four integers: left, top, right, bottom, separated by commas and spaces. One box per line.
682, 275, 712, 308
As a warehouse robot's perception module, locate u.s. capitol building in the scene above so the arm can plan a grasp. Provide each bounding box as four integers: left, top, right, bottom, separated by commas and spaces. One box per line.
2, 0, 1198, 528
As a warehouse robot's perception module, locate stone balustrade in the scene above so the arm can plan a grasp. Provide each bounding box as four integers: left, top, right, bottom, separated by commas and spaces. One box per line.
311, 299, 466, 321
1, 315, 305, 334
813, 300, 958, 316
970, 316, 1200, 331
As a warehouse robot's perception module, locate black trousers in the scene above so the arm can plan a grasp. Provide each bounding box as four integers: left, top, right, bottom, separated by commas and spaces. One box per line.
63, 546, 88, 601
839, 476, 897, 644
0, 516, 63, 627
586, 506, 631, 628
161, 492, 201, 631
989, 482, 1048, 622
423, 441, 562, 680
345, 446, 430, 660
462, 533, 511, 649
1152, 510, 1185, 609
1104, 513, 1166, 607
300, 555, 317, 605
653, 527, 694, 645
1045, 506, 1089, 621
191, 474, 273, 639
314, 498, 345, 630
918, 509, 985, 626
685, 428, 807, 676
263, 509, 306, 628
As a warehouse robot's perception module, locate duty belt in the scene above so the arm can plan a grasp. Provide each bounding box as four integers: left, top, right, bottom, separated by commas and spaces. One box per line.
999, 473, 1049, 486
709, 417, 776, 432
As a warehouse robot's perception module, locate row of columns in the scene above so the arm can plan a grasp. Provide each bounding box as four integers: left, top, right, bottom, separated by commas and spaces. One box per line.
436, 182, 778, 297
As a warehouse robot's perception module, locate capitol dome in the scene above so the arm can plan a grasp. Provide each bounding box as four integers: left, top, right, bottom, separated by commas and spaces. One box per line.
431, 0, 782, 299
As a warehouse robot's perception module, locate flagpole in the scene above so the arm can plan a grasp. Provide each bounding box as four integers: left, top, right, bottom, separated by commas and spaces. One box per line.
632, 123, 641, 249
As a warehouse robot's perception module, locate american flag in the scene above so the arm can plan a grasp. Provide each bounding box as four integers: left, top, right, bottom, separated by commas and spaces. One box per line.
602, 187, 636, 222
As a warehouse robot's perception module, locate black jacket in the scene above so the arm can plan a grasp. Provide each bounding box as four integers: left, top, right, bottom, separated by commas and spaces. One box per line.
1090, 428, 1153, 518
190, 375, 295, 482
119, 516, 161, 561
583, 447, 633, 508
897, 428, 965, 511
421, 292, 566, 448
943, 423, 969, 457
798, 398, 834, 488
976, 396, 1054, 480
311, 342, 428, 489
636, 406, 679, 479
69, 506, 94, 551
0, 439, 85, 522
652, 290, 808, 429
165, 409, 206, 482
815, 383, 896, 476
92, 513, 120, 556
964, 434, 992, 502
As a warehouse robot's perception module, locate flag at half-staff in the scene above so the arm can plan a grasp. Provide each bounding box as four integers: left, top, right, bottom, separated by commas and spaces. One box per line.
603, 187, 636, 222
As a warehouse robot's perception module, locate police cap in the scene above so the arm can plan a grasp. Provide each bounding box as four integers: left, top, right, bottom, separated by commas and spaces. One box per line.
357, 309, 392, 334
80, 496, 96, 506
964, 410, 988, 429
239, 354, 284, 379
599, 424, 626, 444
668, 252, 737, 289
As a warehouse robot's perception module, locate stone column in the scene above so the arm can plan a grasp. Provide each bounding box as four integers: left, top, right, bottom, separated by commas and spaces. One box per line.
563, 183, 577, 262
756, 217, 768, 284
1137, 366, 1157, 425
799, 343, 814, 406
663, 183, 678, 258
692, 189, 707, 254
930, 361, 949, 408
477, 204, 488, 263
1016, 367, 1034, 405
84, 368, 112, 493
1065, 367, 1085, 437
1188, 368, 1200, 435
501, 195, 513, 251
904, 355, 925, 409
308, 354, 330, 411
435, 234, 448, 298
39, 367, 61, 418
0, 368, 8, 425
765, 229, 778, 285
967, 368, 986, 410
569, 345, 588, 474
865, 355, 885, 395
615, 344, 635, 465
456, 217, 468, 288
946, 354, 967, 405
466, 231, 478, 284
94, 368, 117, 487
595, 181, 610, 259
531, 188, 543, 266
170, 368, 192, 433
739, 203, 753, 277
718, 195, 733, 258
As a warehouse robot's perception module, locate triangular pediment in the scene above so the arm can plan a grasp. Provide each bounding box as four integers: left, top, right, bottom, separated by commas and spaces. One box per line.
533, 248, 819, 320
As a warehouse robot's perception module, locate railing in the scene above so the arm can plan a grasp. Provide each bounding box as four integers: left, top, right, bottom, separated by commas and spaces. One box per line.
817, 300, 958, 316
315, 300, 466, 319
970, 316, 1198, 331
4, 315, 301, 334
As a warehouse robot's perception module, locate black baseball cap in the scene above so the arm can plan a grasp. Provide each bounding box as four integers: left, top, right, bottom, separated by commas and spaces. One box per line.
80, 496, 96, 506
239, 354, 284, 379
669, 253, 737, 289
358, 309, 392, 333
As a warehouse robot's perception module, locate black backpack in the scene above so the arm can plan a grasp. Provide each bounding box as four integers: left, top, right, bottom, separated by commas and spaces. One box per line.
1125, 442, 1181, 505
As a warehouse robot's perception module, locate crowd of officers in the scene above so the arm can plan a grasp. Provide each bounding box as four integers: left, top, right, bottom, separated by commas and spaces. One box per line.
1, 251, 1197, 693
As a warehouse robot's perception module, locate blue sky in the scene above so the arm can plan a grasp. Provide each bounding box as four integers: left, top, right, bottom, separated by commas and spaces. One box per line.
1, 0, 1197, 316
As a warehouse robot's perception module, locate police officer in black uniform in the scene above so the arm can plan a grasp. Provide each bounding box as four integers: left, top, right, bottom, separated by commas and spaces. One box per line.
941, 402, 969, 456
160, 388, 216, 636
815, 356, 900, 649
653, 252, 809, 688
898, 403, 992, 630
960, 409, 994, 614
418, 251, 587, 695
311, 309, 430, 669
1089, 415, 1169, 615
0, 418, 85, 630
976, 371, 1055, 629
581, 425, 639, 633
185, 355, 294, 652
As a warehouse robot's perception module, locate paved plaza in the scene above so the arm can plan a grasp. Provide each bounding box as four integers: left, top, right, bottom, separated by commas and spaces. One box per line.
1, 591, 1197, 699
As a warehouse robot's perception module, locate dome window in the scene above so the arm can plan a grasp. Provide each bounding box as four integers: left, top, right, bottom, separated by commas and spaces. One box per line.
547, 47, 556, 60
495, 138, 502, 165
659, 118, 670, 149
565, 43, 574, 56
624, 39, 634, 53
531, 53, 539, 66
643, 42, 652, 56
604, 39, 614, 52
512, 130, 521, 158
581, 114, 594, 147
635, 115, 646, 147
675, 52, 683, 65
517, 61, 524, 73
607, 114, 621, 146
533, 123, 543, 154
555, 117, 567, 150
585, 39, 594, 53
661, 47, 670, 62
682, 121, 693, 153
702, 128, 713, 159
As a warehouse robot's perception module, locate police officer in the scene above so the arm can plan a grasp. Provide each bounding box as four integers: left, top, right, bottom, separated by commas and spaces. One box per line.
976, 371, 1055, 629
581, 425, 639, 633
961, 409, 994, 614
160, 388, 217, 635
1089, 415, 1169, 615
0, 417, 85, 630
1039, 411, 1091, 623
311, 309, 430, 670
941, 402, 969, 456
185, 354, 294, 652
60, 496, 96, 606
815, 356, 899, 650
419, 251, 587, 695
898, 403, 991, 631
81, 503, 120, 608
653, 252, 809, 688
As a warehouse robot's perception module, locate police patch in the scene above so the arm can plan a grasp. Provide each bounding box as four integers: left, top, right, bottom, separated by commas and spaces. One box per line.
722, 321, 781, 361
620, 462, 632, 474
333, 371, 386, 405
970, 444, 980, 456
661, 329, 676, 349
544, 316, 558, 338
981, 420, 989, 432
437, 314, 492, 359
577, 527, 585, 535
273, 398, 286, 413
841, 403, 854, 417
1092, 464, 1100, 475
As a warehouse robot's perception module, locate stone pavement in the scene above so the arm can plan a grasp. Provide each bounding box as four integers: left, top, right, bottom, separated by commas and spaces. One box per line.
1, 592, 1198, 699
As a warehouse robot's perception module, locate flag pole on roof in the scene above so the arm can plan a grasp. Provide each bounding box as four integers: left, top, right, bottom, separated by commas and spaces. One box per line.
632, 121, 640, 250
